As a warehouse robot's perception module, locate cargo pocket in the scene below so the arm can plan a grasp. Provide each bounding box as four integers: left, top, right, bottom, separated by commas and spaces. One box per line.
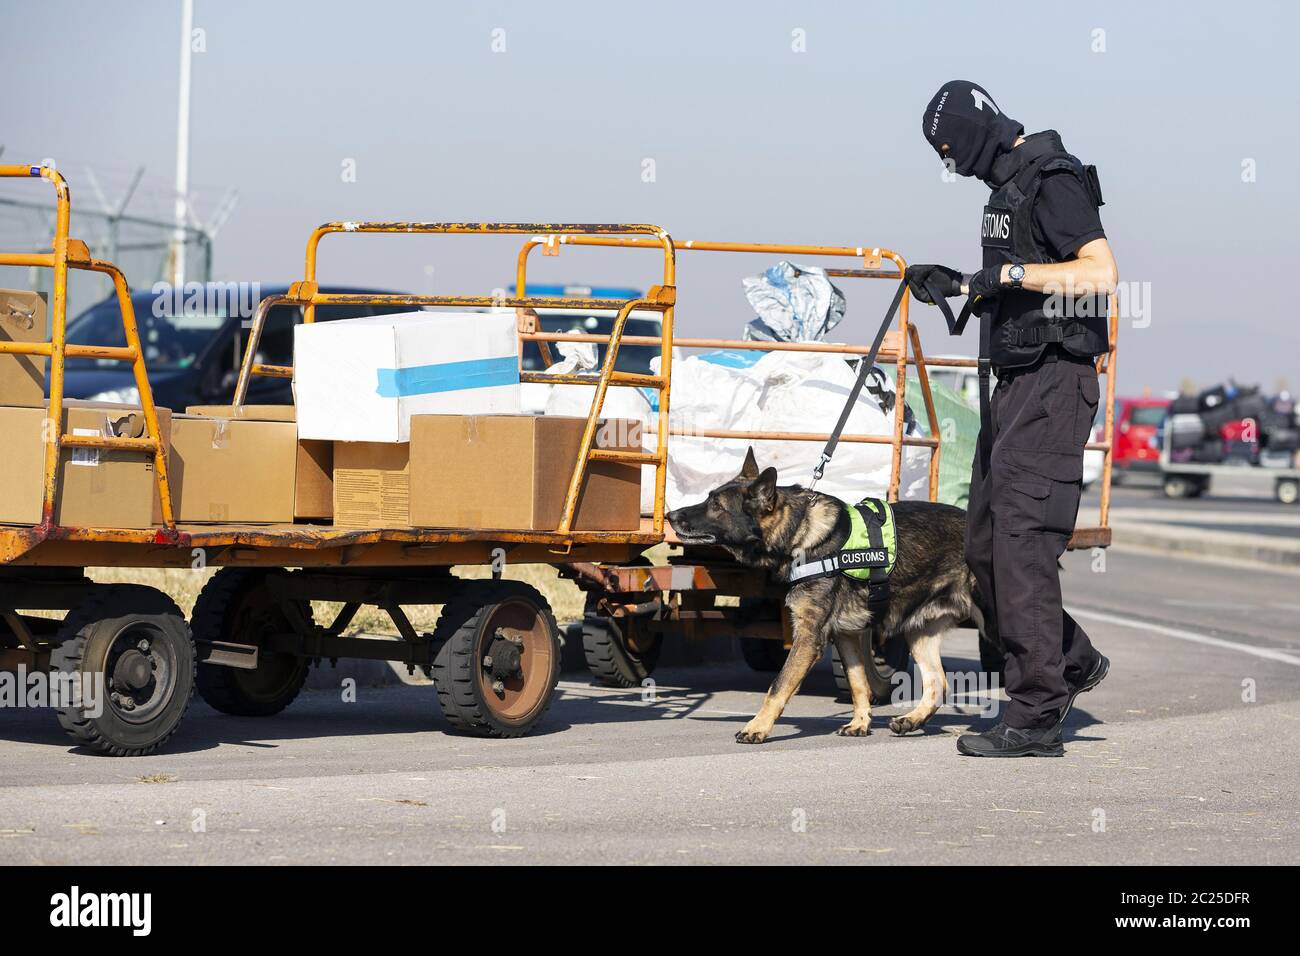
1000, 476, 1050, 534
1074, 372, 1101, 449
1044, 477, 1083, 535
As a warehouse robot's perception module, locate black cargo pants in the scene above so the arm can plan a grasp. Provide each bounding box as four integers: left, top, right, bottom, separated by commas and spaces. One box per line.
965, 349, 1102, 729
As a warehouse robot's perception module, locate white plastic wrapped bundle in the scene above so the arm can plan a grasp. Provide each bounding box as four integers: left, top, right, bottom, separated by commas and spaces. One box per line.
543, 349, 930, 513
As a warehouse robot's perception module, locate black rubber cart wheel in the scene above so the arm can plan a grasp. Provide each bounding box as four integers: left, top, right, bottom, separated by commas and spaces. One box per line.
50, 584, 195, 757
581, 612, 662, 688
831, 634, 908, 706
736, 598, 787, 672
739, 637, 788, 672
431, 580, 561, 737
192, 568, 312, 717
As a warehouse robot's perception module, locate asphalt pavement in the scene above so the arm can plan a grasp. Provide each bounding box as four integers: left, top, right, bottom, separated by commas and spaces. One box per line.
0, 547, 1296, 866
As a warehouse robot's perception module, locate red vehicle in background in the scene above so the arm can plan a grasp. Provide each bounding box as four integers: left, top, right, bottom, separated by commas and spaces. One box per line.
1096, 396, 1171, 483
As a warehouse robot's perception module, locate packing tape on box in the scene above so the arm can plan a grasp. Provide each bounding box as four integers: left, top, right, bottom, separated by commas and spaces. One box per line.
210, 418, 230, 449
3, 307, 36, 332
375, 356, 518, 398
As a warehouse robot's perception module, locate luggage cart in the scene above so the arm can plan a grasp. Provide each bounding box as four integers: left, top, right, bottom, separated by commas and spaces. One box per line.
1159, 429, 1300, 503
509, 234, 1118, 692
0, 164, 680, 754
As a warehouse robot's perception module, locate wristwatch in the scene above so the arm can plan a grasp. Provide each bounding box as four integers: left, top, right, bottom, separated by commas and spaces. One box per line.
1007, 263, 1026, 288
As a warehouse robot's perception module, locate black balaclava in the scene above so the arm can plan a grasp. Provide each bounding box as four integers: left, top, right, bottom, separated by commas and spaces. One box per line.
921, 80, 1024, 187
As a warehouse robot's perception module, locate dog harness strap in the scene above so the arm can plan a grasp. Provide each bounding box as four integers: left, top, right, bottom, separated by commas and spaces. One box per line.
787, 555, 841, 583
855, 502, 888, 588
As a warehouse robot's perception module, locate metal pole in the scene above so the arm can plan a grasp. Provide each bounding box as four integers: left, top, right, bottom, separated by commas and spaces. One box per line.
172, 0, 193, 286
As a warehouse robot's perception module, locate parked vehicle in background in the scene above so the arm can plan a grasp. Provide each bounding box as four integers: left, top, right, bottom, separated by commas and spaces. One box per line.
1108, 396, 1170, 483
925, 358, 981, 409
56, 283, 409, 408
516, 283, 677, 414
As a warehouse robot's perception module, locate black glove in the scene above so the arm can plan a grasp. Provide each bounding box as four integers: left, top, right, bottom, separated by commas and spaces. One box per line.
965, 265, 1006, 301
904, 264, 963, 305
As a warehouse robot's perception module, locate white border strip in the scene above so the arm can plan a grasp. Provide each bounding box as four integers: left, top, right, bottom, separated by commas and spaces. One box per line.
1067, 607, 1300, 666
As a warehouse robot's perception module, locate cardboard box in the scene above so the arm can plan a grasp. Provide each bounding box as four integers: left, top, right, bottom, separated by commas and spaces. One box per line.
294, 439, 333, 520
409, 415, 641, 531
0, 401, 172, 528
170, 415, 297, 523
294, 311, 520, 443
186, 405, 332, 520
0, 289, 48, 408
332, 441, 410, 530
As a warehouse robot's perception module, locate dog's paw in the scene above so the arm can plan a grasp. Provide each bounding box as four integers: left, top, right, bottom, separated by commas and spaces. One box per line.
735, 722, 770, 745
889, 716, 917, 736
836, 721, 872, 737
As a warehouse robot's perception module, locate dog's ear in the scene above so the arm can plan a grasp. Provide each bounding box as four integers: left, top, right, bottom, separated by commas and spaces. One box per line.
738, 446, 760, 480
746, 466, 778, 513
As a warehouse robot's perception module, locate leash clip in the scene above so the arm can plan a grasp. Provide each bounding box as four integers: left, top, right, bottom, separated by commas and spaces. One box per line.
809, 452, 831, 488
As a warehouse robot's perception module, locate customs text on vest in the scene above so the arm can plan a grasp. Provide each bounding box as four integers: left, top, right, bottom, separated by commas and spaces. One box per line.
980, 130, 1109, 369
787, 498, 896, 612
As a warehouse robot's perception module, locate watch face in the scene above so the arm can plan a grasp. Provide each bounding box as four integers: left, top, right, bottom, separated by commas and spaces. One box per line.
1010, 265, 1025, 282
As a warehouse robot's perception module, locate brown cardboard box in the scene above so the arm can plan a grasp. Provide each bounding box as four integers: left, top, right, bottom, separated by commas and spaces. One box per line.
170, 415, 297, 523
0, 289, 48, 408
294, 439, 333, 520
186, 405, 333, 520
332, 442, 410, 530
409, 415, 641, 531
0, 401, 173, 528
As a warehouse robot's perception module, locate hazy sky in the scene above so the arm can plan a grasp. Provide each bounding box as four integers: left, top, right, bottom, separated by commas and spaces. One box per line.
3, 0, 1297, 393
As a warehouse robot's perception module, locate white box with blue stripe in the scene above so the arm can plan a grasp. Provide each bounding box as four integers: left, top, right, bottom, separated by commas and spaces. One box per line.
293, 311, 521, 443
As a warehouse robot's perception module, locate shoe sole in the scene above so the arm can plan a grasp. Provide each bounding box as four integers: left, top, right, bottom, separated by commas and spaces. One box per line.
956, 740, 1064, 758
1057, 655, 1110, 730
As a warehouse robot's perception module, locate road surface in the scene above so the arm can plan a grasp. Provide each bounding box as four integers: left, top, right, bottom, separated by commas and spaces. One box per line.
1, 548, 1296, 865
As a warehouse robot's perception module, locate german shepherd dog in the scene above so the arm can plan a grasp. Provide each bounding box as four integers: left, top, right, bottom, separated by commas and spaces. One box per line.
667, 448, 992, 744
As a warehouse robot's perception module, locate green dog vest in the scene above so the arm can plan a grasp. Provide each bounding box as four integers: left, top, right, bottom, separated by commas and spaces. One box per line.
786, 498, 896, 607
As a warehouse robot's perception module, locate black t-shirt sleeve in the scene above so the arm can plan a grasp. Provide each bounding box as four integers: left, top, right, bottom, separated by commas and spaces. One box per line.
1032, 171, 1105, 259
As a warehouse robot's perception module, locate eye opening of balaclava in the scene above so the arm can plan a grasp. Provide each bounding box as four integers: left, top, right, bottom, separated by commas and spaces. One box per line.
921, 80, 1024, 186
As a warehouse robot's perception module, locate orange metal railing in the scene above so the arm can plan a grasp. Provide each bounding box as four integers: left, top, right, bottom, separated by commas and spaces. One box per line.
515, 235, 935, 503
514, 233, 1115, 548
0, 165, 177, 533
231, 222, 678, 539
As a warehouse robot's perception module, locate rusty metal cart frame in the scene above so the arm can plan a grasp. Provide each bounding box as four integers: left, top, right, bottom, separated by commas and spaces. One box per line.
504, 232, 1118, 689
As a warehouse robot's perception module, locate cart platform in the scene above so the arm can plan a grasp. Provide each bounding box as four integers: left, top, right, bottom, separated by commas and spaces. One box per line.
0, 522, 662, 569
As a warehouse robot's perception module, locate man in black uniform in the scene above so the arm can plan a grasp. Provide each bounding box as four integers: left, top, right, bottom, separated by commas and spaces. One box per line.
907, 80, 1116, 757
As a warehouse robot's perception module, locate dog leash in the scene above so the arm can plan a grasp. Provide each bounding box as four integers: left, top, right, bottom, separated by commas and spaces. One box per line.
811, 274, 976, 488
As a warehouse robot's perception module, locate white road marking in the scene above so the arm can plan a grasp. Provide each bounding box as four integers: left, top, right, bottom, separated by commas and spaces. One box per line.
1067, 607, 1300, 666
1163, 599, 1253, 611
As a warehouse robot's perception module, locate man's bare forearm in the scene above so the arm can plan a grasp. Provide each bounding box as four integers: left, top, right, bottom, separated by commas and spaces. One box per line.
963, 238, 1119, 297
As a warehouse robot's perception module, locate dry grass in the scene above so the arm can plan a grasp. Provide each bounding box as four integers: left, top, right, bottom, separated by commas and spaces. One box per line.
78, 561, 587, 635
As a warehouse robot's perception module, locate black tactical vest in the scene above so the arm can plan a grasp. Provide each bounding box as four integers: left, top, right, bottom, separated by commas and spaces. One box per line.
979, 131, 1109, 369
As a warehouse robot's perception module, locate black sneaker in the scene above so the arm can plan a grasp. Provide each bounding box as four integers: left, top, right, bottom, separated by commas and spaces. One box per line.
1057, 654, 1110, 729
956, 722, 1064, 758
